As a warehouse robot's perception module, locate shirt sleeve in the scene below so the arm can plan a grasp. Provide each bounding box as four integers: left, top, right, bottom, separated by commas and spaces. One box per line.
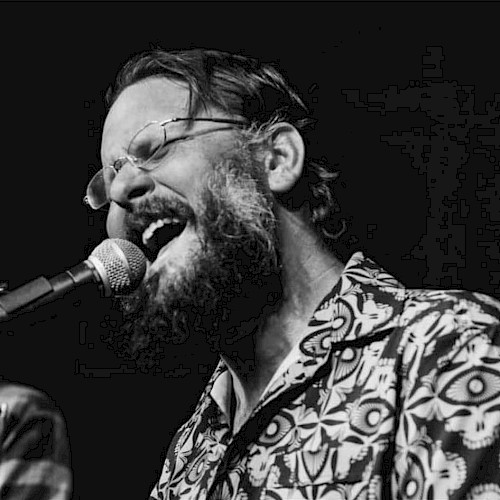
0, 384, 72, 500
393, 317, 500, 499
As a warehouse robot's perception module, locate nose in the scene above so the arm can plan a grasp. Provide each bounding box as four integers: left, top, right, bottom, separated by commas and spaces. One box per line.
108, 165, 155, 208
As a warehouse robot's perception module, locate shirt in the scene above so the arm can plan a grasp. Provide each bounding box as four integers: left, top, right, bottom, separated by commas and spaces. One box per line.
149, 251, 500, 500
0, 384, 72, 499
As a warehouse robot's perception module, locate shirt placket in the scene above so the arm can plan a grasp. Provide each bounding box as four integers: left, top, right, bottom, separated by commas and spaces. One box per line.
205, 345, 337, 499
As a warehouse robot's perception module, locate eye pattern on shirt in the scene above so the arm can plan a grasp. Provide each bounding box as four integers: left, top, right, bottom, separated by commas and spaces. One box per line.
349, 399, 389, 436
333, 347, 363, 383
257, 413, 294, 447
440, 366, 500, 406
400, 452, 425, 500
150, 253, 500, 500
185, 451, 210, 485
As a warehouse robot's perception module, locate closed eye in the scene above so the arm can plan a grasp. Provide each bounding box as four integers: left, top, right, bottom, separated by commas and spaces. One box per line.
145, 136, 191, 164
131, 140, 163, 162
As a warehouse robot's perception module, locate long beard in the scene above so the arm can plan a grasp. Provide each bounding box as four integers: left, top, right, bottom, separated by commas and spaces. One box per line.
106, 144, 282, 370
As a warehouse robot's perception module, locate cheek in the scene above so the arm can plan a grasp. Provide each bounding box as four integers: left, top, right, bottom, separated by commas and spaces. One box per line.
106, 206, 128, 239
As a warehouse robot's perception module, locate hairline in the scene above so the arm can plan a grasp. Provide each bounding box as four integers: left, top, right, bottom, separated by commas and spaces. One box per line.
108, 74, 244, 124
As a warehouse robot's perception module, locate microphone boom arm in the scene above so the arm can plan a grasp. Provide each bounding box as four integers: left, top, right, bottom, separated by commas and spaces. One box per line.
0, 238, 146, 322
0, 262, 101, 322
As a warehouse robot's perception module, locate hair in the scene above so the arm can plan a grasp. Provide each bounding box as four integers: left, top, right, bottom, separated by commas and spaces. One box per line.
106, 48, 348, 254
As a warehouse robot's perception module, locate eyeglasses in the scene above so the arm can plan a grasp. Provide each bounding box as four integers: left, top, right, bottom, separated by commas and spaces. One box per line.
84, 117, 247, 210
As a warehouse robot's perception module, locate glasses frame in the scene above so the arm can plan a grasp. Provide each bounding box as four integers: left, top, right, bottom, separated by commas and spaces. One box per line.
84, 117, 247, 210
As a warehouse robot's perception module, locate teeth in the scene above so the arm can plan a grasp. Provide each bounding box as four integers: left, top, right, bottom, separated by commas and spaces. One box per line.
142, 218, 182, 246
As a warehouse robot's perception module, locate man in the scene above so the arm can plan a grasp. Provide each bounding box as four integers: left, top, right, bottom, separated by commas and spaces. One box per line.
86, 48, 500, 499
0, 383, 72, 499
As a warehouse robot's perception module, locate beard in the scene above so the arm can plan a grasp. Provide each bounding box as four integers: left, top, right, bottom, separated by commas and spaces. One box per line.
105, 141, 282, 371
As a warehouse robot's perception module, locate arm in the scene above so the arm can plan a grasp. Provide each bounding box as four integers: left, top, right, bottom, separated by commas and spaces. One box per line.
0, 384, 72, 500
393, 312, 500, 499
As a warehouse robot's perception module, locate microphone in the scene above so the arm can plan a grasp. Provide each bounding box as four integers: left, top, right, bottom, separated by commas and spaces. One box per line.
0, 239, 147, 322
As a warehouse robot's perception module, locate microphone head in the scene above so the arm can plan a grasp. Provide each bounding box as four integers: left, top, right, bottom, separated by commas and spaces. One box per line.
88, 239, 147, 295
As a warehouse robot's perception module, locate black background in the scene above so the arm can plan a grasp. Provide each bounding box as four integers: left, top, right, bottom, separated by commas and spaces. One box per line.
0, 2, 500, 498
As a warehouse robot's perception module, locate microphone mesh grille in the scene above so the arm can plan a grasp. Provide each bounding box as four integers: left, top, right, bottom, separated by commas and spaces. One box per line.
90, 239, 147, 294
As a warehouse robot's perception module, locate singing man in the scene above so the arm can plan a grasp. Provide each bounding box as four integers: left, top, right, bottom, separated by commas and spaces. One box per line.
85, 48, 500, 499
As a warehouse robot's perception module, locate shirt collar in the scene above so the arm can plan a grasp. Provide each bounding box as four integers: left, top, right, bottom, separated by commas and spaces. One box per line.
209, 251, 407, 417
305, 250, 406, 346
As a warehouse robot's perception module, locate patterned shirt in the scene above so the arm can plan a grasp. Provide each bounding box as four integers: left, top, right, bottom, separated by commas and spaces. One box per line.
149, 252, 500, 500
0, 384, 72, 499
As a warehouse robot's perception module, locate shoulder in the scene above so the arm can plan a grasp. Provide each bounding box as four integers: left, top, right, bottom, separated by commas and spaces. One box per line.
0, 382, 68, 432
399, 288, 500, 336
392, 291, 500, 498
0, 382, 61, 410
396, 288, 500, 381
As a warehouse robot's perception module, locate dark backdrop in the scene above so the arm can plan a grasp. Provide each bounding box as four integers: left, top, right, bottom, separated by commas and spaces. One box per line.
0, 2, 499, 498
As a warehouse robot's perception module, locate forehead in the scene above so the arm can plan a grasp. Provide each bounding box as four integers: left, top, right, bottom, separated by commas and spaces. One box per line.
101, 78, 190, 162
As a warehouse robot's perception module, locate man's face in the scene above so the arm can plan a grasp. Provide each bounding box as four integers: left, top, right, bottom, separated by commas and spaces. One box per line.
100, 78, 281, 365
103, 78, 242, 282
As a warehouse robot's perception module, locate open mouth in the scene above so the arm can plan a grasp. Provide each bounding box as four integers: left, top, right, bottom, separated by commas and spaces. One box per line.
140, 216, 188, 262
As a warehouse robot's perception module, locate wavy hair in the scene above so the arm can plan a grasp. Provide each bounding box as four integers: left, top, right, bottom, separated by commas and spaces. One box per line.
106, 48, 347, 251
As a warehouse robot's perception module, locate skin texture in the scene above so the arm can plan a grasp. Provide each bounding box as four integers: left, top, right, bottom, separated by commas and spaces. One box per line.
102, 77, 345, 433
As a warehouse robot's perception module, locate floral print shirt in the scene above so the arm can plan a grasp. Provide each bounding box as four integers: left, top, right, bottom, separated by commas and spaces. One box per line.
149, 252, 500, 500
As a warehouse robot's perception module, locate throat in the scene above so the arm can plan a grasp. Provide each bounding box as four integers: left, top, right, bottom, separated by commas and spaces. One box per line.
222, 339, 291, 433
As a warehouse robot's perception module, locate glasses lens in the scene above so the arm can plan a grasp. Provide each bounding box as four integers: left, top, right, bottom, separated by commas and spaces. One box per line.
127, 122, 166, 170
85, 167, 117, 210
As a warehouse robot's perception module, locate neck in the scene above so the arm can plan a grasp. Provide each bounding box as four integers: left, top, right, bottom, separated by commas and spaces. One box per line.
219, 209, 344, 427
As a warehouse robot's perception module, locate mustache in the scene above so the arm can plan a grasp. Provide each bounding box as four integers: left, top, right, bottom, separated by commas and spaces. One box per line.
124, 195, 195, 241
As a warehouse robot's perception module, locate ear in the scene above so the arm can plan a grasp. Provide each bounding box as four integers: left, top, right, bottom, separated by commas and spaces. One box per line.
264, 123, 305, 193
